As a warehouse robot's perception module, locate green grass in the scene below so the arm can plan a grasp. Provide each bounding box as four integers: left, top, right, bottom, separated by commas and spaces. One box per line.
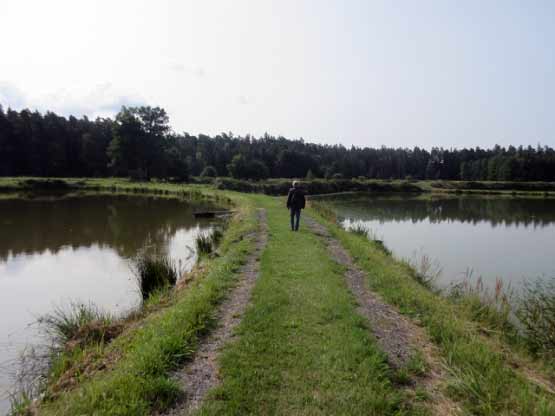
196, 196, 423, 415
308, 211, 555, 415
37, 302, 114, 348
28, 192, 258, 416
518, 277, 555, 359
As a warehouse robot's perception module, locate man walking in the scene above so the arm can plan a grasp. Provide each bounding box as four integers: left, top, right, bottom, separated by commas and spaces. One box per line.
286, 180, 306, 231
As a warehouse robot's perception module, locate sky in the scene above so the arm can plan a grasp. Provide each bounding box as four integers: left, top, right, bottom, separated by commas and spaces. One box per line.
1, 0, 554, 149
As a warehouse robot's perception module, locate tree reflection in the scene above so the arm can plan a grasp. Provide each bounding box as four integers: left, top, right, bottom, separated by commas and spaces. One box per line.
0, 195, 218, 262
331, 195, 555, 227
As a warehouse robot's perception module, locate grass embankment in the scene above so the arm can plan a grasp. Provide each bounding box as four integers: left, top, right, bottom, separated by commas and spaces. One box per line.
11, 185, 258, 415
1, 176, 554, 198
195, 196, 426, 415
309, 204, 555, 415
209, 177, 555, 197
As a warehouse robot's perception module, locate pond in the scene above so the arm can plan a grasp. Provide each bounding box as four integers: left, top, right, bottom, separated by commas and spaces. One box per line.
324, 193, 555, 292
0, 193, 222, 413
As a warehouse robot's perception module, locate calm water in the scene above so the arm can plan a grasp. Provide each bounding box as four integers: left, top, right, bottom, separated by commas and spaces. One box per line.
0, 193, 219, 412
327, 194, 555, 290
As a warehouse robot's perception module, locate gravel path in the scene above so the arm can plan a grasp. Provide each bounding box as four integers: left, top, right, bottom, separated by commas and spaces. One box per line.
304, 216, 460, 415
160, 209, 268, 416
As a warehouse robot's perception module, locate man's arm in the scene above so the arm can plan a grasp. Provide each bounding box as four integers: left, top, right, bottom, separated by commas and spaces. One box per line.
286, 189, 292, 208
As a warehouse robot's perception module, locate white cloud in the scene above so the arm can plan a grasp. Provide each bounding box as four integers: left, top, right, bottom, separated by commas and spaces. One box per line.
0, 82, 145, 118
0, 82, 27, 109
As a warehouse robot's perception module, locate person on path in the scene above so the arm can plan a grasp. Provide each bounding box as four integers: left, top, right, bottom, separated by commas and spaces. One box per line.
286, 180, 306, 231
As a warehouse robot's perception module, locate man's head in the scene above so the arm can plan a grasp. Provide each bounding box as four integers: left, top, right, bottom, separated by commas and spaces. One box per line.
292, 180, 299, 188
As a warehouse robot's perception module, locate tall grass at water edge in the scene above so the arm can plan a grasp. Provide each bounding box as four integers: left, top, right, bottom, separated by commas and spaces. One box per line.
344, 220, 392, 256
447, 272, 516, 334
446, 269, 555, 360
132, 251, 180, 301
195, 226, 225, 255
517, 277, 555, 359
37, 302, 117, 350
9, 302, 121, 414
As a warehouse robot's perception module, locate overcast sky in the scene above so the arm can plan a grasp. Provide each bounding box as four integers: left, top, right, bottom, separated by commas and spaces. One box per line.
1, 0, 554, 149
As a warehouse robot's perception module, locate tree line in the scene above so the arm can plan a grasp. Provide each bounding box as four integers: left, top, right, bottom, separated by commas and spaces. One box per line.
1, 105, 554, 181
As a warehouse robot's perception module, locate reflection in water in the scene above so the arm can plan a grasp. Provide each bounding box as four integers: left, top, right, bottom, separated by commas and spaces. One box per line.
329, 194, 555, 228
0, 194, 220, 413
0, 194, 219, 261
327, 194, 555, 293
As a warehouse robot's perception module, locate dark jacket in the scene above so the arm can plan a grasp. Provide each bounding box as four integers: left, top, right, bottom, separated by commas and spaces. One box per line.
286, 187, 306, 210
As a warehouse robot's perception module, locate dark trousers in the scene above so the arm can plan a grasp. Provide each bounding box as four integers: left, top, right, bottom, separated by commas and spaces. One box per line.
290, 208, 301, 231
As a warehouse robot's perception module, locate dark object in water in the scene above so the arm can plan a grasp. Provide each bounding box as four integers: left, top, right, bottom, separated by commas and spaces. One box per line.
193, 210, 234, 218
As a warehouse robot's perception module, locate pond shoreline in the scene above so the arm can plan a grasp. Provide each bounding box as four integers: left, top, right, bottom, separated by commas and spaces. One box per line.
0, 183, 234, 415
2, 176, 555, 197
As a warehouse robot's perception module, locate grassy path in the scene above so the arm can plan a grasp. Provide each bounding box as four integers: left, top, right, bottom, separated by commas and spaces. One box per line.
303, 216, 458, 415
163, 209, 268, 415
196, 196, 422, 415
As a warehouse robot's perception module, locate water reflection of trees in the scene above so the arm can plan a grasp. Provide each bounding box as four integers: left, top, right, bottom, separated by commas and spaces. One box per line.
332, 196, 555, 227
0, 195, 217, 262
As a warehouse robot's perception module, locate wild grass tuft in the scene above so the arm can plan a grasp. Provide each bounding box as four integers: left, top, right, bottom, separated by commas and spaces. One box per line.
195, 227, 224, 255
37, 302, 115, 350
132, 251, 179, 301
195, 233, 214, 254
448, 274, 515, 333
409, 253, 443, 290
517, 276, 555, 358
349, 222, 372, 237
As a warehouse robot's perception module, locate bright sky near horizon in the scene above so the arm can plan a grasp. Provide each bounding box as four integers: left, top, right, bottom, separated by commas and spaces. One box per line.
1, 0, 554, 149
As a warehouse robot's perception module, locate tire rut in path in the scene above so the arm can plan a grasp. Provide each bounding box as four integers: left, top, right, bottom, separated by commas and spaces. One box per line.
304, 216, 460, 416
160, 209, 268, 416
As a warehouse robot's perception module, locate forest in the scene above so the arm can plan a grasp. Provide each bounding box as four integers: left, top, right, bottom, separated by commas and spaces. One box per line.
1, 105, 554, 181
